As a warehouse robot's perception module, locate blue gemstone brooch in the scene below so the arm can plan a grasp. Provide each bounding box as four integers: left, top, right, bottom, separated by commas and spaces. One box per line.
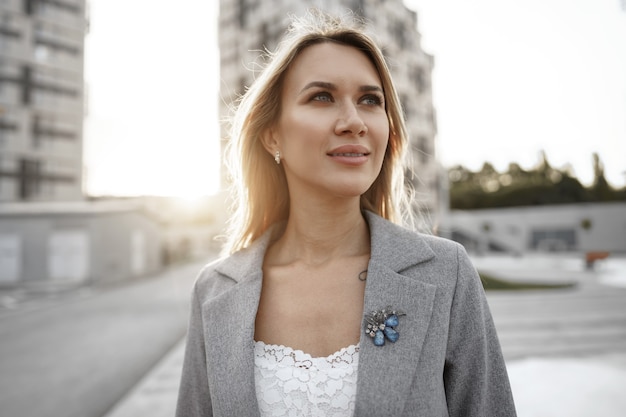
364, 306, 406, 346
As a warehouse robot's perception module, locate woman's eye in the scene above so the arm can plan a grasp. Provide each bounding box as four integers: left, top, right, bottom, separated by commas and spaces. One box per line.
311, 92, 333, 102
361, 94, 383, 106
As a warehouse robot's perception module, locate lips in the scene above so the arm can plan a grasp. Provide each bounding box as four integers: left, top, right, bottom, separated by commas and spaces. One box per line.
327, 145, 370, 157
327, 145, 371, 166
329, 152, 368, 157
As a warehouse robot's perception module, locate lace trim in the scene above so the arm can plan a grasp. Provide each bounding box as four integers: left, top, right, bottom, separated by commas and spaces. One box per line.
254, 340, 360, 370
254, 341, 359, 417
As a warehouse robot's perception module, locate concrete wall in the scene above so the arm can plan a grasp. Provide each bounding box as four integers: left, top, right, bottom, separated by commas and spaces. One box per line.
87, 211, 163, 283
0, 209, 162, 286
448, 202, 626, 255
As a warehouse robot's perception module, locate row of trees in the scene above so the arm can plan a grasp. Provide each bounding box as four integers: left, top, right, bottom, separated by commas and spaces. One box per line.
449, 152, 626, 210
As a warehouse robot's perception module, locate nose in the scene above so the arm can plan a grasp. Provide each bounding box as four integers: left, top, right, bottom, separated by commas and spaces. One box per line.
335, 103, 367, 136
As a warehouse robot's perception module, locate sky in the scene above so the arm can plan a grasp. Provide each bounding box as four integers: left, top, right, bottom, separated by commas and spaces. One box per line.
83, 0, 626, 198
405, 0, 626, 186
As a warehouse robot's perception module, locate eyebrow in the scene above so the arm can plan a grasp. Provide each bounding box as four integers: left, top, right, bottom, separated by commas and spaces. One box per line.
299, 81, 383, 95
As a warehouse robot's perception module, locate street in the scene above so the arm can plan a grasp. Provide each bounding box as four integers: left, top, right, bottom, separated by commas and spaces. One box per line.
0, 259, 211, 417
489, 282, 626, 360
476, 254, 626, 359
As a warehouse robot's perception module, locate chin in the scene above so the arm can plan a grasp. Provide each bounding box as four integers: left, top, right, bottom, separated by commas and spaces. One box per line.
330, 182, 375, 199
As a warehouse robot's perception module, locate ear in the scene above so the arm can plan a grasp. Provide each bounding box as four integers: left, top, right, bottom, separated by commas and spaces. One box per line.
260, 127, 279, 156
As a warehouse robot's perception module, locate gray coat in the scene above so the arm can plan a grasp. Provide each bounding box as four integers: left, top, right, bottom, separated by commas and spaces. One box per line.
176, 211, 517, 416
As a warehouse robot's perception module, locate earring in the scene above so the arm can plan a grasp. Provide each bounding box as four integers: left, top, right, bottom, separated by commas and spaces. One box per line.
274, 151, 281, 165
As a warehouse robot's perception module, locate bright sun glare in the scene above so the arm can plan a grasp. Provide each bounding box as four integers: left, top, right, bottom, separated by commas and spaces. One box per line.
84, 1, 221, 198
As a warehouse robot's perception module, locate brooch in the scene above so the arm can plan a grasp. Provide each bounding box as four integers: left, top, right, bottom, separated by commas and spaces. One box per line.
364, 306, 406, 346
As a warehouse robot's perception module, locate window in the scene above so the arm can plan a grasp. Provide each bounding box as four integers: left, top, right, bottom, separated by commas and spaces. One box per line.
411, 66, 428, 94
0, 26, 21, 40
19, 158, 41, 200
530, 229, 577, 251
349, 0, 364, 14
21, 65, 32, 105
390, 19, 409, 49
35, 0, 82, 16
259, 23, 280, 51
32, 114, 77, 144
414, 136, 431, 164
0, 118, 18, 147
34, 38, 80, 56
238, 75, 247, 97
260, 23, 269, 49
238, 0, 247, 27
400, 94, 411, 120
24, 0, 35, 15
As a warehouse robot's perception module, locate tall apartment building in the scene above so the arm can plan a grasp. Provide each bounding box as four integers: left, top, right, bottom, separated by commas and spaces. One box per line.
0, 0, 87, 202
218, 0, 446, 230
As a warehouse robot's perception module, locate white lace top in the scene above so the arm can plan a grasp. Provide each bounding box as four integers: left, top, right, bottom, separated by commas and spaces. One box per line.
253, 341, 360, 417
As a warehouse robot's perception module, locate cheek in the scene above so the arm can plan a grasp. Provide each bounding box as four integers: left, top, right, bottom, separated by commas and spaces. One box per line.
278, 112, 324, 140
277, 115, 330, 157
372, 117, 390, 148
371, 119, 390, 168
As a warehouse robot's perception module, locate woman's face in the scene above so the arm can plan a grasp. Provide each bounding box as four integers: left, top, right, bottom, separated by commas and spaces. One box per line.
270, 42, 390, 202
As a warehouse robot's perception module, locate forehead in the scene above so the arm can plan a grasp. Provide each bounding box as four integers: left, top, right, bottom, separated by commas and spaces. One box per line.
284, 42, 382, 89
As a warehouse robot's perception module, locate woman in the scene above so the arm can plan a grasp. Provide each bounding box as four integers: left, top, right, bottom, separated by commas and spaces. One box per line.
176, 11, 516, 417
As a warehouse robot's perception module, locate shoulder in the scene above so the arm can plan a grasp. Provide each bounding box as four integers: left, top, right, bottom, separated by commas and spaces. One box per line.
404, 232, 473, 280
367, 213, 477, 287
365, 210, 466, 265
413, 233, 483, 303
390, 230, 486, 320
191, 256, 236, 304
415, 232, 463, 254
190, 232, 270, 303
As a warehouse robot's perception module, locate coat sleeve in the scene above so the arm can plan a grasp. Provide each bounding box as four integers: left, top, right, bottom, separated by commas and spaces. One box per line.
443, 244, 517, 416
175, 281, 213, 417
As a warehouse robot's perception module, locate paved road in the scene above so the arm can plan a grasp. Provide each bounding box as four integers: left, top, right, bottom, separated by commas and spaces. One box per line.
486, 276, 626, 361
0, 259, 210, 417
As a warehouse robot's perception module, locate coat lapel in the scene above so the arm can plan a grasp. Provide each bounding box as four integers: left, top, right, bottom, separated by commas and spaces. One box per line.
200, 231, 275, 417
354, 212, 438, 415
202, 278, 262, 416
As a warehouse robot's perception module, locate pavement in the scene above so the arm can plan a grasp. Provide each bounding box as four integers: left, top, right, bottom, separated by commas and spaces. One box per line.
0, 259, 208, 417
104, 253, 626, 417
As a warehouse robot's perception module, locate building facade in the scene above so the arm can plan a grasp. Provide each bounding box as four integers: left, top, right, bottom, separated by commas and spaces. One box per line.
449, 202, 626, 255
0, 200, 163, 285
0, 0, 87, 202
218, 0, 445, 230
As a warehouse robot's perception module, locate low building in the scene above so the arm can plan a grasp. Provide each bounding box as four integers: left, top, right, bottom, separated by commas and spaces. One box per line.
0, 200, 162, 286
139, 193, 228, 264
449, 202, 626, 255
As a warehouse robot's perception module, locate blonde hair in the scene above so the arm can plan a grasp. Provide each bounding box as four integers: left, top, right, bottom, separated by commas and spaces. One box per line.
224, 10, 415, 254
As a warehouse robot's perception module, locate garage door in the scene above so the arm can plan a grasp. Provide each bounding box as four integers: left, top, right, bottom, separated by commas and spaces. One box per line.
0, 234, 21, 284
48, 230, 89, 283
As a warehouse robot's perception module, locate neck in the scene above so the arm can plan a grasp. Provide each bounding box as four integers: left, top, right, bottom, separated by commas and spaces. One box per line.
269, 197, 370, 267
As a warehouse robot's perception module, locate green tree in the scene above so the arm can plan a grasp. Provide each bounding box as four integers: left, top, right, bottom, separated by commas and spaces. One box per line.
448, 151, 624, 209
590, 153, 615, 201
